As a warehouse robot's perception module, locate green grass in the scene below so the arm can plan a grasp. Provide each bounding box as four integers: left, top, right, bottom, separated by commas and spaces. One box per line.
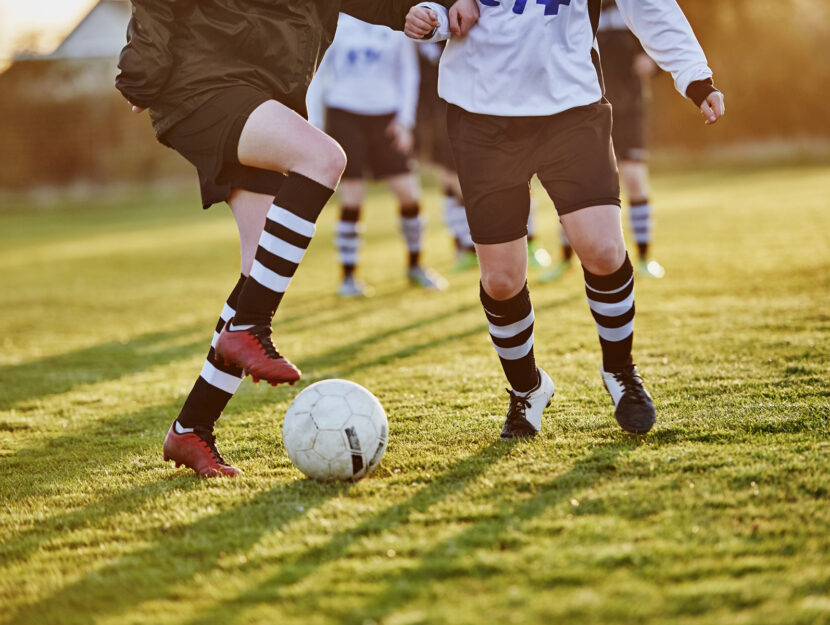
1, 164, 828, 625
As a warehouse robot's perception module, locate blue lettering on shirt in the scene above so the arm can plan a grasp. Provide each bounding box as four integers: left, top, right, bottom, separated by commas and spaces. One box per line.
480, 0, 571, 16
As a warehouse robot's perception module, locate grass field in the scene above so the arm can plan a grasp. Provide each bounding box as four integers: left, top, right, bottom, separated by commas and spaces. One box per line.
1, 164, 828, 625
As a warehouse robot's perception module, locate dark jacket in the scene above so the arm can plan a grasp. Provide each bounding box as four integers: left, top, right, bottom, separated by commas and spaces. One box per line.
116, 1, 454, 138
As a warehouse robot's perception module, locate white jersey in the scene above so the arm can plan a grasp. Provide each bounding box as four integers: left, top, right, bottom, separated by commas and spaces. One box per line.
306, 14, 420, 128
418, 0, 713, 117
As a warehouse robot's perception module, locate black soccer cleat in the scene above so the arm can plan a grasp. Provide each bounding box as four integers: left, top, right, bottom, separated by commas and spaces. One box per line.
601, 364, 656, 434
500, 368, 554, 439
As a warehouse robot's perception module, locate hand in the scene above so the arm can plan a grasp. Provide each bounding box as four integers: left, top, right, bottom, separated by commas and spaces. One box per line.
449, 0, 479, 37
387, 121, 414, 155
633, 53, 657, 78
405, 6, 439, 39
700, 91, 725, 126
130, 103, 146, 114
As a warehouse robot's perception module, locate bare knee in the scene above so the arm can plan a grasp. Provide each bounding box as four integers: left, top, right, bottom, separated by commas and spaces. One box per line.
580, 238, 627, 275
481, 266, 525, 300
302, 137, 346, 189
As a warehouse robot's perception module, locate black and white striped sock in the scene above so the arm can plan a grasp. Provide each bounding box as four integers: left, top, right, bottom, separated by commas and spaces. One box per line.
233, 173, 333, 326
177, 275, 246, 430
584, 255, 635, 373
480, 282, 538, 393
400, 203, 424, 268
629, 198, 652, 258
335, 206, 361, 278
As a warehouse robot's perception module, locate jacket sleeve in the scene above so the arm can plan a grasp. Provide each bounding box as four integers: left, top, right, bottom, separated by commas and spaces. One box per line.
341, 0, 455, 30
115, 0, 190, 108
395, 37, 420, 128
614, 0, 716, 105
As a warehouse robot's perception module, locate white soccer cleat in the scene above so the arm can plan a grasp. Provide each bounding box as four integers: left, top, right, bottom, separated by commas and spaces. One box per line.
500, 368, 555, 439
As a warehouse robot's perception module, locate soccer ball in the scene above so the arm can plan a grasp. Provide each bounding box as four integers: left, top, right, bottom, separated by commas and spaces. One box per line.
282, 379, 388, 482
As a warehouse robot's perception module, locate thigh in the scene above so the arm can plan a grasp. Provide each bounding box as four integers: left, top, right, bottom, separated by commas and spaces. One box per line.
536, 101, 621, 217
237, 99, 344, 185
326, 108, 369, 180
446, 105, 533, 245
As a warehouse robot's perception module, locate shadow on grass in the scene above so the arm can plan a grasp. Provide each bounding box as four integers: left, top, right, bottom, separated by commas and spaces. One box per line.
0, 326, 207, 411
6, 441, 517, 625
4, 477, 350, 625
344, 439, 638, 625
175, 439, 520, 625
173, 439, 636, 625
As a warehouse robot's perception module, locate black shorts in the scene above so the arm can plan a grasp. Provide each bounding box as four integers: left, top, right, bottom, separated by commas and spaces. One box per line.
610, 106, 647, 162
161, 85, 286, 208
446, 101, 620, 245
325, 108, 412, 180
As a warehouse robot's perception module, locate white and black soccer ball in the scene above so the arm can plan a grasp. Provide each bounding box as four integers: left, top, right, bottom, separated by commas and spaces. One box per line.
282, 379, 388, 482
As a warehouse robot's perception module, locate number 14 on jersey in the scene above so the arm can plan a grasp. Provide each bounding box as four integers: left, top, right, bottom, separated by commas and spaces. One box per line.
481, 0, 572, 16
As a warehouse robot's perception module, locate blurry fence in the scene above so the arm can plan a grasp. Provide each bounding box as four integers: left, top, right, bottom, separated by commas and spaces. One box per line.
0, 0, 827, 191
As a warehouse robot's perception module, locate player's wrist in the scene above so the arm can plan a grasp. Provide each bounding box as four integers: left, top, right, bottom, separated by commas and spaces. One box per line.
686, 78, 717, 108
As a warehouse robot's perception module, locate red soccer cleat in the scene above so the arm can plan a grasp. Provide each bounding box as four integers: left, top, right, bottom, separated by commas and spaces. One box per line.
163, 421, 241, 477
214, 324, 301, 386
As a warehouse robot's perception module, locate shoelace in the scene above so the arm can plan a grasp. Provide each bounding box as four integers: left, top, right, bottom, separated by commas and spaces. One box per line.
506, 389, 532, 424
198, 430, 228, 466
250, 325, 282, 359
612, 367, 649, 405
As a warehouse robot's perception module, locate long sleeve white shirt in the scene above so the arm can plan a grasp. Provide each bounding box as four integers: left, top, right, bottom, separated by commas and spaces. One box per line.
306, 13, 420, 128
418, 0, 712, 117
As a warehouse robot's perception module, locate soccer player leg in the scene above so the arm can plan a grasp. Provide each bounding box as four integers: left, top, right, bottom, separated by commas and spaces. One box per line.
526, 197, 551, 270
441, 169, 477, 272
387, 173, 447, 291
335, 179, 369, 297
477, 239, 554, 439
215, 100, 345, 385
619, 160, 664, 278
560, 205, 655, 434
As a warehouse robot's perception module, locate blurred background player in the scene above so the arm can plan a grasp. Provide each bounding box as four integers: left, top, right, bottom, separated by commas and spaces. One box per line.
544, 0, 665, 282
308, 14, 447, 297
415, 42, 551, 274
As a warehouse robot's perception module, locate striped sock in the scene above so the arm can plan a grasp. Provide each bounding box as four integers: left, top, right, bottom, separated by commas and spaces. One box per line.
443, 190, 474, 251
177, 275, 246, 430
335, 206, 361, 278
400, 203, 424, 268
584, 254, 635, 373
233, 173, 333, 326
629, 198, 652, 258
480, 282, 538, 393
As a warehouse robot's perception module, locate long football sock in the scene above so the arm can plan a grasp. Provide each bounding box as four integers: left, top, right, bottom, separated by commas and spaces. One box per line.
335, 206, 361, 279
177, 275, 246, 430
400, 203, 424, 268
480, 282, 538, 393
233, 172, 333, 326
584, 254, 635, 373
629, 198, 652, 259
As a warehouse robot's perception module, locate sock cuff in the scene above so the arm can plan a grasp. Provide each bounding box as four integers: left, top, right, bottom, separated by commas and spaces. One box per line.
340, 206, 361, 222
227, 273, 247, 309
630, 198, 650, 206
480, 282, 531, 318
583, 254, 633, 291
278, 172, 335, 222
400, 203, 421, 219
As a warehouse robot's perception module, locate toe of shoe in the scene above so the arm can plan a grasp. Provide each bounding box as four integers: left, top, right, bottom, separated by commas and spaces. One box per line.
615, 402, 656, 434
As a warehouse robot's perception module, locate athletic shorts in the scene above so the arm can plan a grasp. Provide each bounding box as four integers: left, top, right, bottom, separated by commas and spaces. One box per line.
446, 100, 620, 245
610, 104, 647, 163
325, 108, 412, 180
161, 85, 285, 208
